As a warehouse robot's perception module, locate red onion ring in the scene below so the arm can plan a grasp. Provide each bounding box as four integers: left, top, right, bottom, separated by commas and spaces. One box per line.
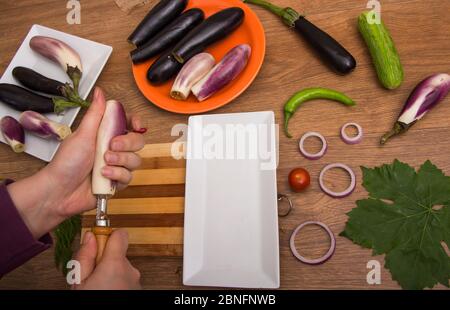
319, 163, 356, 198
290, 221, 336, 265
299, 131, 327, 160
340, 122, 363, 145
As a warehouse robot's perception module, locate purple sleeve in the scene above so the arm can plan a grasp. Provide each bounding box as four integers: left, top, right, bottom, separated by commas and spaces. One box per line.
0, 180, 52, 277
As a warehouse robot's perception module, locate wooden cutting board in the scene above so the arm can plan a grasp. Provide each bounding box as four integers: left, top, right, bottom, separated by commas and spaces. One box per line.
82, 143, 186, 257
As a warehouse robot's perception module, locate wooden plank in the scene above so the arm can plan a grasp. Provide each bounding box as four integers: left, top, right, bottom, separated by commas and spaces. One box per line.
127, 244, 183, 257
137, 143, 185, 159
82, 214, 184, 228
114, 184, 185, 199
141, 156, 186, 169
82, 227, 183, 245
84, 197, 185, 215
130, 168, 186, 186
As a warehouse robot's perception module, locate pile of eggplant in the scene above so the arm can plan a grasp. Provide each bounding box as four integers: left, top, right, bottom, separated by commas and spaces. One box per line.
0, 36, 86, 153
129, 0, 251, 101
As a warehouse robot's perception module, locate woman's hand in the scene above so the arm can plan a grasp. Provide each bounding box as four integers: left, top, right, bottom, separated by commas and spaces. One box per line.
73, 229, 141, 290
7, 87, 145, 239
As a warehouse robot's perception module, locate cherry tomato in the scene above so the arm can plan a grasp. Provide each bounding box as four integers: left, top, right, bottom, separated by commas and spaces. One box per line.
288, 168, 311, 192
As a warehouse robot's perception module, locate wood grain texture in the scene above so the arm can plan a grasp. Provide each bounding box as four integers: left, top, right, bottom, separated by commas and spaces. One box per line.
82, 144, 185, 256
1, 0, 449, 290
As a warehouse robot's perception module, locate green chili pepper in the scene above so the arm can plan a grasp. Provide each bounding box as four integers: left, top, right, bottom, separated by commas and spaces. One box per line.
284, 88, 356, 138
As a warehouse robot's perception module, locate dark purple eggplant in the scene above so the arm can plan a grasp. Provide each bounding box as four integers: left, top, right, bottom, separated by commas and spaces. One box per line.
172, 7, 245, 64
12, 66, 65, 96
295, 17, 356, 74
244, 0, 356, 74
128, 0, 188, 47
131, 8, 205, 64
147, 51, 183, 85
0, 83, 54, 113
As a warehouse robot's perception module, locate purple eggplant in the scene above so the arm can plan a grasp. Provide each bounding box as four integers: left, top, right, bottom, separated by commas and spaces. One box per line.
381, 73, 450, 145
1, 116, 25, 153
170, 53, 215, 100
147, 51, 183, 85
244, 0, 356, 74
13, 67, 65, 96
131, 8, 205, 64
171, 7, 245, 64
192, 44, 251, 101
19, 111, 72, 140
128, 0, 188, 47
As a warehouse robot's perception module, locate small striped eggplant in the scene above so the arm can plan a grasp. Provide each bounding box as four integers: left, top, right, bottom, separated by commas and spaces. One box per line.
170, 53, 216, 100
381, 73, 450, 145
92, 97, 128, 196
192, 44, 251, 101
1, 116, 25, 153
29, 36, 83, 93
19, 111, 72, 140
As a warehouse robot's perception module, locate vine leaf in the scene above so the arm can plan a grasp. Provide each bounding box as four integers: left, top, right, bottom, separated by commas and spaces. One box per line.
341, 160, 450, 289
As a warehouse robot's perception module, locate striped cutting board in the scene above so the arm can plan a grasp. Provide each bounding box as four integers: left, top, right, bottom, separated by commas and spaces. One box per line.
82, 143, 186, 256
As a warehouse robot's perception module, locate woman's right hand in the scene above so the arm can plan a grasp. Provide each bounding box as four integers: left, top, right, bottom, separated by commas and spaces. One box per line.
73, 229, 141, 290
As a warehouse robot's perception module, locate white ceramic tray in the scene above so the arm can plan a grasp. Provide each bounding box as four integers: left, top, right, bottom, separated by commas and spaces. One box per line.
0, 24, 113, 162
183, 111, 280, 288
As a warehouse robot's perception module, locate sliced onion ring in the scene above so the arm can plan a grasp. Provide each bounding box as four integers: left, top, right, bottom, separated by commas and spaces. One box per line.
319, 163, 356, 198
290, 221, 336, 265
299, 131, 327, 160
341, 122, 363, 145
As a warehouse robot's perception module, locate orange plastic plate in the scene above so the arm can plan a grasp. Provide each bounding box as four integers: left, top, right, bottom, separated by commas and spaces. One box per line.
131, 0, 266, 114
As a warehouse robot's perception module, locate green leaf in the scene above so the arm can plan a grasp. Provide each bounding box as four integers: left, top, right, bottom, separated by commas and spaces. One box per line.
341, 160, 450, 289
54, 215, 81, 276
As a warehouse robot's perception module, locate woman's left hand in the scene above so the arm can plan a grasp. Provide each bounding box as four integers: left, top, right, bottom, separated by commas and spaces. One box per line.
7, 87, 145, 239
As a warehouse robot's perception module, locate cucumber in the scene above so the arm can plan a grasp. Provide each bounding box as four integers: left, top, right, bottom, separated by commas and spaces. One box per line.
358, 11, 403, 90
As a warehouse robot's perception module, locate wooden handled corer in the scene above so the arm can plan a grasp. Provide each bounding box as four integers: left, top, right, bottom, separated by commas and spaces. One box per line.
93, 195, 112, 264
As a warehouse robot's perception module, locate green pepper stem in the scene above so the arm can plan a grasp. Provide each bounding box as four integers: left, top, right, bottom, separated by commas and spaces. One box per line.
244, 0, 299, 27
380, 122, 409, 145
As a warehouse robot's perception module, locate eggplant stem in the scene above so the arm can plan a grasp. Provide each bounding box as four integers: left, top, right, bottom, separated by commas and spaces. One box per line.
244, 0, 299, 27
380, 122, 409, 145
67, 66, 82, 93
53, 98, 88, 115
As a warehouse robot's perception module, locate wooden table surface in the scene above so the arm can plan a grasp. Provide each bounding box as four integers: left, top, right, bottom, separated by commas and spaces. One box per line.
1, 0, 449, 290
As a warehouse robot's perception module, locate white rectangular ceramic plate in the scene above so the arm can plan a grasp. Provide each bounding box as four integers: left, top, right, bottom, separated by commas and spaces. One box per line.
0, 24, 113, 162
183, 111, 280, 288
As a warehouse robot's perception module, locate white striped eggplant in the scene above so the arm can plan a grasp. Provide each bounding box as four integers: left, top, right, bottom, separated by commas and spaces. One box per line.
131, 8, 205, 64
128, 0, 188, 47
192, 44, 251, 101
170, 53, 215, 100
29, 36, 83, 93
19, 111, 72, 140
1, 116, 25, 153
381, 73, 450, 145
92, 98, 128, 196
